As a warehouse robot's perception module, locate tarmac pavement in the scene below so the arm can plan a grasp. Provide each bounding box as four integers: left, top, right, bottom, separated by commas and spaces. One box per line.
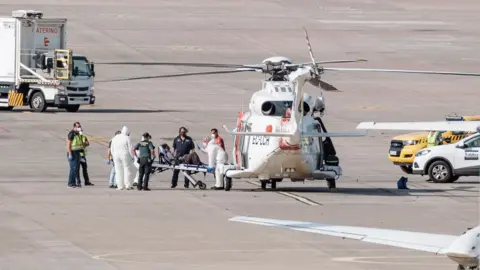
0, 0, 480, 269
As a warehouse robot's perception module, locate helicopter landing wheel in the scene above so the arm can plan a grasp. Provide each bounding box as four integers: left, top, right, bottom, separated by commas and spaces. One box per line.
327, 178, 337, 192
224, 177, 232, 191
271, 180, 277, 189
260, 180, 268, 190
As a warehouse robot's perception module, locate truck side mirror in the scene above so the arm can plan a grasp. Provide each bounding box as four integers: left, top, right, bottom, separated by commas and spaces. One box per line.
444, 138, 451, 143
40, 54, 46, 69
90, 62, 95, 77
46, 57, 53, 73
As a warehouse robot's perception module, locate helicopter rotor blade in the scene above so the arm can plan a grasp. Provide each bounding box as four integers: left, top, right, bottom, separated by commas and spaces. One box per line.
322, 67, 480, 77
319, 80, 339, 91
95, 61, 264, 69
95, 68, 260, 83
316, 59, 367, 64
303, 27, 318, 71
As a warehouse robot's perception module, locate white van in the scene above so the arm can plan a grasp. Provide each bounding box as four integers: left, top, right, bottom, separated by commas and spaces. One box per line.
412, 132, 480, 183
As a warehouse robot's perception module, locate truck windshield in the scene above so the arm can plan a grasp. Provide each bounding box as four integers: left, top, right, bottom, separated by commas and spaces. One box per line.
72, 56, 92, 77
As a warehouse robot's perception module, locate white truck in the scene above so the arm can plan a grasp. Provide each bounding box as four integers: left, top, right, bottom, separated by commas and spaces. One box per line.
412, 130, 480, 183
0, 10, 95, 112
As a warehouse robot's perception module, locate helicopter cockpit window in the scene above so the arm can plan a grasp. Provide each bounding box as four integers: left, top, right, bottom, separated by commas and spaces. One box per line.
261, 100, 292, 117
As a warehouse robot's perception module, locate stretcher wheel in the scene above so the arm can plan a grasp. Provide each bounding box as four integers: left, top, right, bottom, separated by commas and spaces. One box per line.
224, 177, 232, 191
197, 181, 207, 190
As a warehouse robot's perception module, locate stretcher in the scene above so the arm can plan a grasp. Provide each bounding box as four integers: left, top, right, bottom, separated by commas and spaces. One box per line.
149, 154, 210, 190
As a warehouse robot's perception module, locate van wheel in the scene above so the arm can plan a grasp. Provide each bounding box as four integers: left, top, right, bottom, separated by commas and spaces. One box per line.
428, 160, 453, 183
65, 105, 80, 112
30, 92, 47, 112
400, 165, 413, 174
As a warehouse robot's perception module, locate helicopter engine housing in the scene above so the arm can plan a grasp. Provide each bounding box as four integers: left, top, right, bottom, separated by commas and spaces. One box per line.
261, 101, 275, 116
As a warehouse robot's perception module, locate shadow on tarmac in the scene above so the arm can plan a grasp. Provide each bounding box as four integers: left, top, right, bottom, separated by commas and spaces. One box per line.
6, 108, 187, 114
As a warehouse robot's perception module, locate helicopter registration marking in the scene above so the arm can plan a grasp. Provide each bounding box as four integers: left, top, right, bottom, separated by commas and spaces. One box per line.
252, 136, 270, 146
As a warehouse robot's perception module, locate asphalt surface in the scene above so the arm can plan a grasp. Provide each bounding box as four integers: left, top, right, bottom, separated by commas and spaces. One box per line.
1, 0, 480, 269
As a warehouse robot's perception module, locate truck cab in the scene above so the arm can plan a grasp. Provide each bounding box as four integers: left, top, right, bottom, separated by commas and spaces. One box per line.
412, 131, 480, 183
35, 52, 95, 112
388, 115, 480, 174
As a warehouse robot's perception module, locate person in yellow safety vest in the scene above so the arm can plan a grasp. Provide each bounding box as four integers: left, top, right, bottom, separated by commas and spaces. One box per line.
427, 130, 444, 148
76, 127, 94, 187
67, 122, 84, 188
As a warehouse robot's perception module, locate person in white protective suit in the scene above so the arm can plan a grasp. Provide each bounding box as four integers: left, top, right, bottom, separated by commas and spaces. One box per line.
110, 126, 135, 190
199, 136, 228, 190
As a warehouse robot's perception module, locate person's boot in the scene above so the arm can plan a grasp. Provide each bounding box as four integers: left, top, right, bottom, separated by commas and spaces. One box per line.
143, 186, 151, 191
85, 182, 94, 186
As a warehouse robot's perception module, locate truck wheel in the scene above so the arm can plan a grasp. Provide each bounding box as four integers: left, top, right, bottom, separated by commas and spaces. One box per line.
428, 160, 453, 183
65, 105, 80, 112
400, 165, 413, 174
30, 92, 47, 112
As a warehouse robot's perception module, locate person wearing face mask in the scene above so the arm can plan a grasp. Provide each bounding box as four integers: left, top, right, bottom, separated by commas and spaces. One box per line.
210, 128, 225, 151
76, 126, 94, 187
171, 127, 195, 188
199, 136, 228, 190
132, 132, 155, 191
66, 122, 83, 188
110, 126, 135, 190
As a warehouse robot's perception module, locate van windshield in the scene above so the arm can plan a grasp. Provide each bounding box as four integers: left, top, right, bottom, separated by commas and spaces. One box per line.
72, 56, 92, 77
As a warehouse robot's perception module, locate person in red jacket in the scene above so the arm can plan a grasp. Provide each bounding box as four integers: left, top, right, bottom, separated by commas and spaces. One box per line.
211, 128, 225, 151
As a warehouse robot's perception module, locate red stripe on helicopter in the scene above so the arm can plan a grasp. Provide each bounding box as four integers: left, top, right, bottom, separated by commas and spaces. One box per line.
279, 139, 300, 150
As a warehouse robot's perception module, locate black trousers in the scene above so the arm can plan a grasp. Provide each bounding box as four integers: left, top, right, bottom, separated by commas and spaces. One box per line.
76, 156, 90, 185
172, 169, 191, 187
138, 157, 152, 188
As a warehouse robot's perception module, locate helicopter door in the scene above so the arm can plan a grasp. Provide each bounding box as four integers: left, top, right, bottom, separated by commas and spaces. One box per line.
234, 113, 249, 169
240, 121, 249, 168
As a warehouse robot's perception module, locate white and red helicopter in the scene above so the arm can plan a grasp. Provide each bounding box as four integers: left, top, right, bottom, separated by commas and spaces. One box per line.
97, 29, 480, 191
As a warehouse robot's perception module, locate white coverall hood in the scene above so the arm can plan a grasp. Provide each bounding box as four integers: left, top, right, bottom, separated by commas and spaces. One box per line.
121, 126, 130, 136
110, 126, 134, 189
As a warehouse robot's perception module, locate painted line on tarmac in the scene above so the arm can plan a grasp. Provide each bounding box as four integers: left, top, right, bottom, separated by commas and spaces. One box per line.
332, 255, 444, 266
246, 180, 322, 206
318, 20, 446, 25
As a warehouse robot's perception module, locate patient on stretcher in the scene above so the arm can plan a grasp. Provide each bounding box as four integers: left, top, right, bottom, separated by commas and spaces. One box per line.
159, 143, 203, 166
159, 144, 175, 164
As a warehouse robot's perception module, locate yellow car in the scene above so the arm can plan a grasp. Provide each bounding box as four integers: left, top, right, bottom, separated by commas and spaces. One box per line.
388, 115, 480, 174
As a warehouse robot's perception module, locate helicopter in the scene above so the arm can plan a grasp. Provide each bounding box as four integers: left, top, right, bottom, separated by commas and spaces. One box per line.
97, 28, 480, 191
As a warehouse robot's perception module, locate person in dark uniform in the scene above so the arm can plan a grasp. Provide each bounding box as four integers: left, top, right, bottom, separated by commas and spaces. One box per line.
171, 127, 195, 188
66, 122, 83, 188
133, 132, 155, 191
